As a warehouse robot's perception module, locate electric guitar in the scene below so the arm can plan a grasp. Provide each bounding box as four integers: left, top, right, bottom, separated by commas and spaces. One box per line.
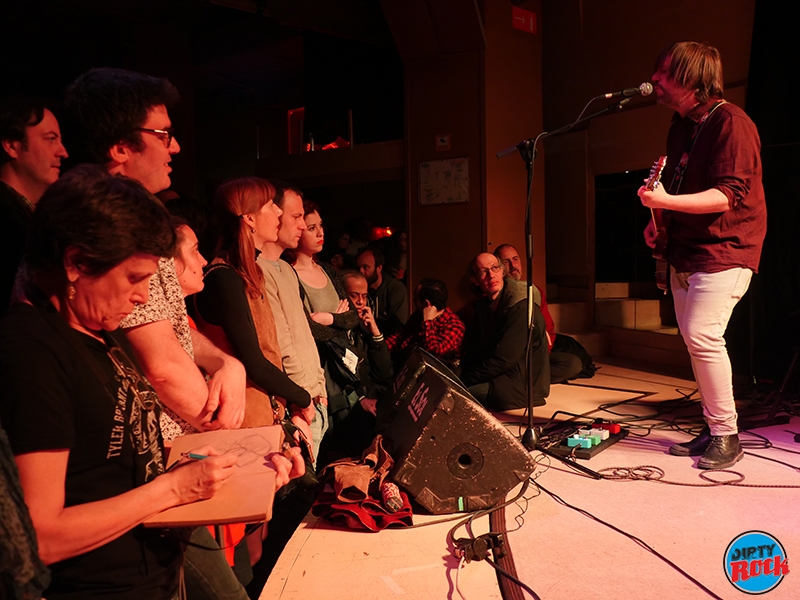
645, 156, 668, 293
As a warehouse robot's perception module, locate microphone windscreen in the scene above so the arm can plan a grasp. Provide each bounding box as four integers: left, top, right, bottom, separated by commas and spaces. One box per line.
640, 82, 654, 96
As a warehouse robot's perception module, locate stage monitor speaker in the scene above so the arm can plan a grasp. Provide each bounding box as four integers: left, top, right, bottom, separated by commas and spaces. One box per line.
382, 348, 536, 514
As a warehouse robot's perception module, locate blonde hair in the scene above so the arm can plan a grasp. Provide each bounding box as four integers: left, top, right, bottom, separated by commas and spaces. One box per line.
657, 41, 724, 104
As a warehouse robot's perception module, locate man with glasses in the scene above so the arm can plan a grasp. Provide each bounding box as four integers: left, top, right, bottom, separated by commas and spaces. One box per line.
459, 253, 550, 411
63, 67, 245, 436
494, 243, 588, 384
63, 68, 250, 600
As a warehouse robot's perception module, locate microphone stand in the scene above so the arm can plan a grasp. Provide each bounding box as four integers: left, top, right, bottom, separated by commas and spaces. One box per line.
497, 98, 632, 475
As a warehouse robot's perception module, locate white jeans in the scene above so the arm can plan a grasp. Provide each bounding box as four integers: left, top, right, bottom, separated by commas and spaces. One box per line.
671, 267, 752, 436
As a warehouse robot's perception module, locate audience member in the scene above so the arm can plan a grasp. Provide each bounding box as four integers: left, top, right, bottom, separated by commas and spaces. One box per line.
494, 243, 523, 281
379, 229, 408, 283
343, 217, 371, 258
190, 178, 313, 571
63, 66, 246, 435
356, 245, 408, 336
63, 67, 249, 600
0, 165, 238, 600
257, 181, 328, 466
340, 270, 394, 435
494, 244, 590, 383
385, 277, 464, 370
284, 201, 374, 440
193, 179, 312, 425
0, 96, 68, 308
172, 218, 207, 300
460, 253, 550, 411
287, 200, 357, 332
172, 217, 258, 577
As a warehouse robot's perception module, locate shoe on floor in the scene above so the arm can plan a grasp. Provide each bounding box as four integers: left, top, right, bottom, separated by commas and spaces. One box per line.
697, 434, 743, 469
669, 426, 711, 456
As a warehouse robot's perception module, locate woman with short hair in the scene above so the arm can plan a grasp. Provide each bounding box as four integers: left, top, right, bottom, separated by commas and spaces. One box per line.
0, 165, 237, 599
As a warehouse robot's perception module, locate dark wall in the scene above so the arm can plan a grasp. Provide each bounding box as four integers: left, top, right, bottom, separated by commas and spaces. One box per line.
303, 32, 404, 146
731, 0, 800, 384
0, 2, 197, 197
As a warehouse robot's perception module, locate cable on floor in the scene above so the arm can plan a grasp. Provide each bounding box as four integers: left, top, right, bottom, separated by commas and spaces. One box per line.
534, 480, 725, 600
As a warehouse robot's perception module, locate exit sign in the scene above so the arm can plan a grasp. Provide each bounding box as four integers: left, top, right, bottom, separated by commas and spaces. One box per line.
512, 7, 537, 34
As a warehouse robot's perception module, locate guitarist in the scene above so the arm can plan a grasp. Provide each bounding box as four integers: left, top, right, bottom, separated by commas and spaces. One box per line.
638, 42, 766, 470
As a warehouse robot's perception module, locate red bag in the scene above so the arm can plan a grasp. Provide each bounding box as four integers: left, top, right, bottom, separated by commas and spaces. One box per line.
311, 435, 414, 531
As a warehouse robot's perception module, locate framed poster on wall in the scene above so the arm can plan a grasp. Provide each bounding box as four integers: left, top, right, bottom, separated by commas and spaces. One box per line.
418, 157, 469, 205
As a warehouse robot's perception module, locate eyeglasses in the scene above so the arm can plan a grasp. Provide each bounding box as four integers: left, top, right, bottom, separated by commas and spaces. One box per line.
137, 127, 175, 148
475, 264, 503, 278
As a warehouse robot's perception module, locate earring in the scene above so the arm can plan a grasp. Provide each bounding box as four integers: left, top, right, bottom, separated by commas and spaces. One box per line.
251, 227, 256, 234
67, 284, 76, 300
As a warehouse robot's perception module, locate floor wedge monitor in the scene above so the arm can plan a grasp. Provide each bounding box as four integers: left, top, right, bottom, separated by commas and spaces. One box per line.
382, 348, 536, 514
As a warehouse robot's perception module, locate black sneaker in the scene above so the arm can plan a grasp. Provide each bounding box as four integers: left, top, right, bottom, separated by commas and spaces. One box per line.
669, 426, 711, 456
697, 435, 744, 469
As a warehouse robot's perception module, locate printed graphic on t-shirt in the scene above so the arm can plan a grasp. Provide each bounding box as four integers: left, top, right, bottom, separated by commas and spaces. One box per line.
107, 347, 165, 483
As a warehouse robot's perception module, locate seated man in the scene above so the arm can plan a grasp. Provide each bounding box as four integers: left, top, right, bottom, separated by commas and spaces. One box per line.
341, 270, 394, 403
356, 245, 408, 336
333, 270, 394, 459
459, 253, 550, 411
495, 243, 592, 382
386, 277, 464, 370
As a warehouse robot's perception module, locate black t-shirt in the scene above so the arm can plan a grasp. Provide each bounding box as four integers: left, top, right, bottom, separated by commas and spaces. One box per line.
0, 182, 32, 312
0, 303, 181, 599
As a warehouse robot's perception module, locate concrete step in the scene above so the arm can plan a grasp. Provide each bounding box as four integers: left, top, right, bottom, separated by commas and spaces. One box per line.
548, 301, 591, 332
595, 325, 691, 370
546, 285, 588, 303
595, 282, 662, 299
594, 298, 663, 330
569, 330, 610, 357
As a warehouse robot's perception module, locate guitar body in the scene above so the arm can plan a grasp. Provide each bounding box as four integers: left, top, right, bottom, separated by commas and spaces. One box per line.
645, 156, 669, 293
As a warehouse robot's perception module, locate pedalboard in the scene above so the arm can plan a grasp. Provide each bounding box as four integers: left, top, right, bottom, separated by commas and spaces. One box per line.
547, 424, 628, 460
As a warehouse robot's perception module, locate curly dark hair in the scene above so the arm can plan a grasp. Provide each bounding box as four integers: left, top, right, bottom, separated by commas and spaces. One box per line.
27, 164, 177, 278
63, 68, 179, 165
0, 95, 47, 166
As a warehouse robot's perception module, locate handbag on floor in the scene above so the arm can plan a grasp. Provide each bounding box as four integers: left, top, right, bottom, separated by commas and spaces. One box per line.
311, 435, 413, 531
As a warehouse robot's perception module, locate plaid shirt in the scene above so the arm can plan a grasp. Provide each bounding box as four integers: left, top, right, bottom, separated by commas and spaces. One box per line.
386, 307, 465, 359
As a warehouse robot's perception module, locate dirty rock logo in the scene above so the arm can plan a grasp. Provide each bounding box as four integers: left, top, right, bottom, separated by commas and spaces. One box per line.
724, 531, 789, 594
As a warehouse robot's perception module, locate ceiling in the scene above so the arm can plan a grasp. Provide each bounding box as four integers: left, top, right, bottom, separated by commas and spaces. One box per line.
1, 0, 397, 113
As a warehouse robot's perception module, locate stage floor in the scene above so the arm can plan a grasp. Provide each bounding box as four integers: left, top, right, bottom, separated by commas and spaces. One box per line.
261, 357, 799, 600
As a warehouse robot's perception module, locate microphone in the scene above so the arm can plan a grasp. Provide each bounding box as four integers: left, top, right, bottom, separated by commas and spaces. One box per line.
597, 82, 653, 100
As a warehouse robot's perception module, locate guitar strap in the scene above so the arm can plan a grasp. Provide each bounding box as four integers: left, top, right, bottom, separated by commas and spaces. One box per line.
668, 100, 726, 195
